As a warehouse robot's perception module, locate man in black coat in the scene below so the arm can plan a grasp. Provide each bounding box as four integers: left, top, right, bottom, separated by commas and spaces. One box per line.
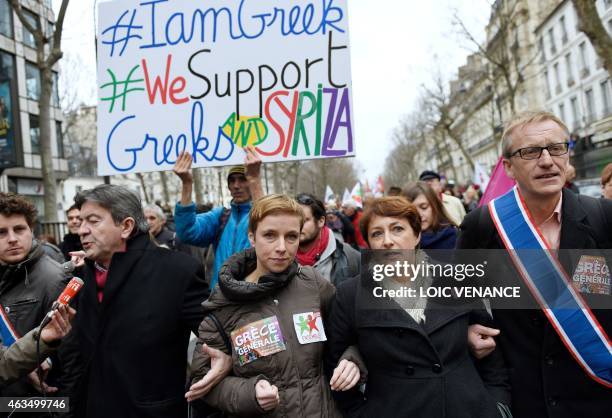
64, 185, 211, 418
458, 111, 612, 418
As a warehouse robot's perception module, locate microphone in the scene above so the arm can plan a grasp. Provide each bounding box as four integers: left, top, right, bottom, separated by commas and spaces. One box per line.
39, 277, 84, 329
62, 260, 76, 274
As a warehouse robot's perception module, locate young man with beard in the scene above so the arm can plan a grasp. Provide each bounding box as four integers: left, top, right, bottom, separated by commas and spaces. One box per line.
59, 205, 83, 261
296, 194, 360, 286
0, 193, 71, 407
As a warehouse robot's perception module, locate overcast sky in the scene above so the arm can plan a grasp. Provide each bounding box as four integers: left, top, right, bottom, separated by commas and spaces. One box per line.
56, 0, 490, 184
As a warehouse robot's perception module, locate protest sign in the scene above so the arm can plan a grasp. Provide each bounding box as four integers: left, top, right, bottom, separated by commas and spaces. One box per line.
96, 0, 355, 175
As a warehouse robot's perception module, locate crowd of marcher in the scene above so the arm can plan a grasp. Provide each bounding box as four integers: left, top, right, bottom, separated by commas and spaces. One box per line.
0, 111, 610, 418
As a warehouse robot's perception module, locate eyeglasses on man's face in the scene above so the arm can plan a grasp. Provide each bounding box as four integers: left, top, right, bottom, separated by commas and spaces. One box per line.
510, 142, 569, 160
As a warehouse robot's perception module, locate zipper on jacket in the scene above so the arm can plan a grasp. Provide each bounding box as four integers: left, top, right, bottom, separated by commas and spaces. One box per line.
232, 205, 241, 252
271, 295, 308, 418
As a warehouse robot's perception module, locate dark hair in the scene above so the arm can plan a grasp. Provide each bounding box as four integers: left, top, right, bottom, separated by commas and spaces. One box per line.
387, 186, 402, 196
74, 184, 148, 237
0, 192, 37, 227
38, 234, 58, 246
360, 197, 421, 246
296, 193, 326, 220
402, 181, 455, 231
65, 204, 79, 216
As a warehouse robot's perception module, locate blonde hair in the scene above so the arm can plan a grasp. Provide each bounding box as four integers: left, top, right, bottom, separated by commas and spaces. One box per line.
501, 111, 570, 158
248, 194, 305, 233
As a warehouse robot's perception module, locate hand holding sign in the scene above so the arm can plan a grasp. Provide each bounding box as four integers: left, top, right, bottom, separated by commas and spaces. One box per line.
255, 379, 279, 411
330, 359, 360, 391
244, 146, 261, 179
244, 146, 264, 201
174, 152, 194, 205
173, 151, 194, 184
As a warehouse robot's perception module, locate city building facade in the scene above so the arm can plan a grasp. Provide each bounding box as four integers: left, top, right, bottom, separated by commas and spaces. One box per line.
536, 0, 612, 178
0, 0, 66, 217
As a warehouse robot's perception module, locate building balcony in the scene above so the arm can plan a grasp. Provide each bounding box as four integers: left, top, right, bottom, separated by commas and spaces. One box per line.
580, 67, 590, 79
585, 113, 597, 125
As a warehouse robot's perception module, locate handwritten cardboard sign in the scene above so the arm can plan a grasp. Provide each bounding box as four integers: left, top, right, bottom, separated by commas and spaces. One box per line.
96, 0, 355, 175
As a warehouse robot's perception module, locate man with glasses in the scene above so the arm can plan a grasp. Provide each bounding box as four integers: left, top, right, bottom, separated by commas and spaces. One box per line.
458, 111, 612, 418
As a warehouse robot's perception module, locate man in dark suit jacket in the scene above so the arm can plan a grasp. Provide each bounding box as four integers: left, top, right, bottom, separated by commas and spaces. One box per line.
458, 111, 612, 418
63, 184, 212, 418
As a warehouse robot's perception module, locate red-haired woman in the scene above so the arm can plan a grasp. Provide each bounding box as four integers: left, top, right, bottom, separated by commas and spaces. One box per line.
325, 197, 510, 418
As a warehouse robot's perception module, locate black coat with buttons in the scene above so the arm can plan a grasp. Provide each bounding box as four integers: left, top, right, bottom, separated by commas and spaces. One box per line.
457, 190, 612, 418
324, 275, 510, 418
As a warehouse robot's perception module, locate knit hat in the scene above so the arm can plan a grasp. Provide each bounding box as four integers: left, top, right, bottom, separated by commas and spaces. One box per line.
227, 165, 246, 180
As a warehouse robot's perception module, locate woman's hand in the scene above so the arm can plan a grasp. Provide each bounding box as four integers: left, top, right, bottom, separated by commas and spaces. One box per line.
185, 344, 233, 402
255, 379, 279, 411
468, 324, 500, 359
330, 359, 360, 391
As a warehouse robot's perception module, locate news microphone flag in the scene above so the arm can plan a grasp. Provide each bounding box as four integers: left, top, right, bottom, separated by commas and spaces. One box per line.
40, 277, 84, 329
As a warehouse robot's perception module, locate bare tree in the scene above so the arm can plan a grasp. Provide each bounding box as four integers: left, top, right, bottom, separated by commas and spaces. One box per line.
135, 173, 150, 204
572, 0, 612, 76
10, 0, 69, 221
383, 114, 423, 186
192, 168, 205, 205
423, 74, 476, 170
296, 158, 360, 200
453, 0, 539, 117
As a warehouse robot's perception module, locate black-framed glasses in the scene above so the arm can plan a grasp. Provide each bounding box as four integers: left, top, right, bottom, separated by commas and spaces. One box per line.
510, 142, 569, 160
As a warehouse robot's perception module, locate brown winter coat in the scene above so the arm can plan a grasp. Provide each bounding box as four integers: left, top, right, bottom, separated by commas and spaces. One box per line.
191, 249, 352, 417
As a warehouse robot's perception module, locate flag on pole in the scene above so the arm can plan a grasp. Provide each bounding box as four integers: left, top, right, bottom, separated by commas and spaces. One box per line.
374, 175, 384, 197
363, 180, 372, 193
473, 161, 491, 191
324, 185, 335, 203
342, 188, 351, 203
350, 182, 363, 207
478, 157, 515, 207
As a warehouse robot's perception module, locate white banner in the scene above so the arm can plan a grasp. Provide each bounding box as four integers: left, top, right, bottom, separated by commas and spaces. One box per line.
96, 0, 355, 175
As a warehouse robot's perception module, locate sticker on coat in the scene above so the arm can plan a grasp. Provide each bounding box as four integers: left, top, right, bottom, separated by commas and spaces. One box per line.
231, 316, 286, 366
293, 311, 327, 344
572, 255, 611, 296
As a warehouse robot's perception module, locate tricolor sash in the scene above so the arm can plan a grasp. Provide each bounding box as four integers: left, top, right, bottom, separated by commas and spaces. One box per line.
0, 303, 19, 347
488, 186, 612, 387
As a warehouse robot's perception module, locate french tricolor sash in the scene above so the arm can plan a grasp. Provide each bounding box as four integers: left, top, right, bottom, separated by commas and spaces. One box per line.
0, 303, 19, 347
488, 186, 612, 388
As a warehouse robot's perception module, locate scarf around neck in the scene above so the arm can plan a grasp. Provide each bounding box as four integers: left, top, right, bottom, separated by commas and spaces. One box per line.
296, 226, 330, 266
